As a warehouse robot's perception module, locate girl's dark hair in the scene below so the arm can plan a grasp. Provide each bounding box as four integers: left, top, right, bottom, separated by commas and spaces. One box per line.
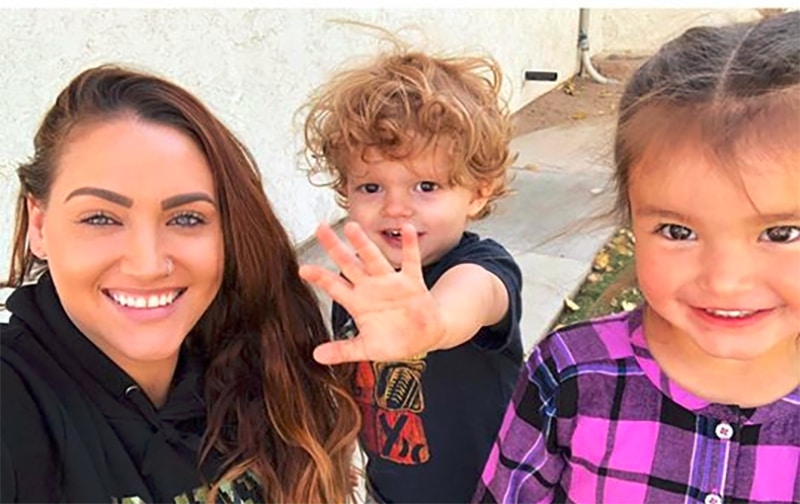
613, 10, 800, 220
5, 64, 359, 503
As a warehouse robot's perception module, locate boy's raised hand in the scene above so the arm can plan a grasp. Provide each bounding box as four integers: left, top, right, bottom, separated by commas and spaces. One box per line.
299, 221, 445, 365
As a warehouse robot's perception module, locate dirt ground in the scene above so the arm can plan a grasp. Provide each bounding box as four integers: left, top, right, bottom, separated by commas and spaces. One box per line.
511, 55, 649, 137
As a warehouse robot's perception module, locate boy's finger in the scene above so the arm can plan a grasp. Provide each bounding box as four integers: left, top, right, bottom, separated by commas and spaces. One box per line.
315, 223, 366, 284
400, 223, 424, 280
343, 221, 394, 276
298, 264, 357, 307
313, 338, 369, 365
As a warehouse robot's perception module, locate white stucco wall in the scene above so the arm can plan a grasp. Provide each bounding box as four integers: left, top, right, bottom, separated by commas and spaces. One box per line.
0, 8, 580, 272
590, 8, 763, 57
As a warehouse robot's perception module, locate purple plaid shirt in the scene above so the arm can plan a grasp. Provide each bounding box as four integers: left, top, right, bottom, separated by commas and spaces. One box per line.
474, 308, 799, 504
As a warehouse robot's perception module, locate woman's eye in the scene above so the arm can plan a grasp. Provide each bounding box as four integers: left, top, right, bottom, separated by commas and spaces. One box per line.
357, 183, 380, 194
170, 212, 205, 227
759, 225, 800, 243
416, 181, 439, 192
656, 224, 696, 241
80, 213, 119, 226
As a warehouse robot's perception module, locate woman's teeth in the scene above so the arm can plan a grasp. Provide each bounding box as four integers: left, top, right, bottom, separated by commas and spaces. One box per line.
109, 291, 181, 309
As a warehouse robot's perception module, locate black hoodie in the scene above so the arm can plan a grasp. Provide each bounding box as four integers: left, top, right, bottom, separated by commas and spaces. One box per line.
0, 275, 259, 503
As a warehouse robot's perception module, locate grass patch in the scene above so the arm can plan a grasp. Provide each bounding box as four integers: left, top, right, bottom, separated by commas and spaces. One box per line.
551, 227, 644, 329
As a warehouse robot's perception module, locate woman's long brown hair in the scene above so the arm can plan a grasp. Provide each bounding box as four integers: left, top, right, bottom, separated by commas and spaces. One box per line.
6, 64, 360, 503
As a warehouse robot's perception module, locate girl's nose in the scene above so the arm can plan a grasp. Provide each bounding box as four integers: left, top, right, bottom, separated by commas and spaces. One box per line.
698, 242, 756, 295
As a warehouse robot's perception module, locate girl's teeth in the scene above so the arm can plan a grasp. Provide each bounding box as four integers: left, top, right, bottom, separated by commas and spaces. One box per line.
705, 309, 755, 318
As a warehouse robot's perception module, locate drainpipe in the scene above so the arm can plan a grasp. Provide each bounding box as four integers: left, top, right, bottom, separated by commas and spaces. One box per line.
578, 8, 616, 84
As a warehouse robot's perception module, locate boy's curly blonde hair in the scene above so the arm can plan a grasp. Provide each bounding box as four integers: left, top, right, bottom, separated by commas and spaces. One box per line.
302, 48, 515, 220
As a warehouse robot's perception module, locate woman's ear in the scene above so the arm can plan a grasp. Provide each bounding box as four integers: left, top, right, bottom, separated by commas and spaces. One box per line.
27, 198, 48, 260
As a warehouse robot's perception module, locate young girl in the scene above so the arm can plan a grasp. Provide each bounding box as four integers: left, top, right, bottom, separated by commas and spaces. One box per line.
474, 11, 799, 504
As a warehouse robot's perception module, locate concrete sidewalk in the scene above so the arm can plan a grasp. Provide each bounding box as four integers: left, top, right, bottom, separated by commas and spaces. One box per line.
299, 117, 619, 352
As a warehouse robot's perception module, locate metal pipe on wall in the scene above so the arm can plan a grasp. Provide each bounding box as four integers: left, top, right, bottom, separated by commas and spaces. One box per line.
578, 8, 616, 84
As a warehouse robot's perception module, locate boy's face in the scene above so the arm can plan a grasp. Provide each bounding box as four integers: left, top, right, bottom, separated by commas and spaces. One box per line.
344, 142, 488, 268
629, 141, 800, 364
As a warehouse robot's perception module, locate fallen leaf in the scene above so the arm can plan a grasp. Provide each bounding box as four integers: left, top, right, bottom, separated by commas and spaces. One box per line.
523, 163, 540, 171
592, 250, 611, 271
564, 297, 580, 311
570, 111, 588, 120
609, 236, 634, 257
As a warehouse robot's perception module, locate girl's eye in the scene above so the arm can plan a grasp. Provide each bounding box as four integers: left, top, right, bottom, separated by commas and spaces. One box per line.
656, 224, 696, 241
759, 225, 800, 243
169, 212, 205, 227
416, 181, 439, 192
357, 183, 380, 194
80, 213, 119, 226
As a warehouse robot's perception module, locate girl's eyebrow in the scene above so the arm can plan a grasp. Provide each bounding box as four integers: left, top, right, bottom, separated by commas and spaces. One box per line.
634, 206, 693, 223
64, 187, 216, 210
752, 211, 800, 224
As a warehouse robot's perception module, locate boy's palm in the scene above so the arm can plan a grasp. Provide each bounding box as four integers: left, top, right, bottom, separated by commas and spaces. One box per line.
299, 221, 444, 365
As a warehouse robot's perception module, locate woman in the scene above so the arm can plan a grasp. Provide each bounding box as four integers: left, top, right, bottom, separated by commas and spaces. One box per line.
0, 64, 360, 503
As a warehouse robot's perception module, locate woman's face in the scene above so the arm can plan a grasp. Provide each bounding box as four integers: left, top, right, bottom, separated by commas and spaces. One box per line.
27, 117, 224, 379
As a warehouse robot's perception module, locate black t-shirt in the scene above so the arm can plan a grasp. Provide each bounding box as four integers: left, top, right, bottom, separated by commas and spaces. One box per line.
332, 232, 524, 503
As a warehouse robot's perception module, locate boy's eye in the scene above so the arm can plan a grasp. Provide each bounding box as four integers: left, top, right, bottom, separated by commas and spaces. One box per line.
656, 224, 696, 241
357, 183, 380, 194
415, 181, 439, 192
169, 212, 205, 228
759, 225, 800, 243
80, 212, 119, 226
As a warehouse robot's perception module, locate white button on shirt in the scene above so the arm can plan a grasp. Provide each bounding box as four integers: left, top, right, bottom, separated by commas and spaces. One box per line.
715, 422, 734, 440
704, 492, 723, 504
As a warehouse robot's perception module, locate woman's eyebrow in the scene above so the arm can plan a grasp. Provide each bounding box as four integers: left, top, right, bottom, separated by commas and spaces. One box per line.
162, 192, 216, 210
64, 187, 132, 207
63, 188, 216, 210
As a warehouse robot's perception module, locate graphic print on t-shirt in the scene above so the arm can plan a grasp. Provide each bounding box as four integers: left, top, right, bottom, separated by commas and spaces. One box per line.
354, 359, 430, 465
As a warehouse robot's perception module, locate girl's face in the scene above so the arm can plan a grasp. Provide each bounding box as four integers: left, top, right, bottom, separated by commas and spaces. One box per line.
27, 117, 224, 381
629, 141, 800, 364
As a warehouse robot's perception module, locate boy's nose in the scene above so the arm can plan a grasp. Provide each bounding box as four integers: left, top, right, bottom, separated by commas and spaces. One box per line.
381, 192, 414, 218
